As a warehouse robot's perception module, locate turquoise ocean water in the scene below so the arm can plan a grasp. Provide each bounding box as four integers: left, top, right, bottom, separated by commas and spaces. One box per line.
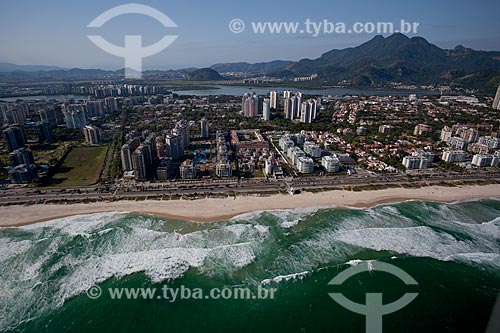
1, 200, 499, 332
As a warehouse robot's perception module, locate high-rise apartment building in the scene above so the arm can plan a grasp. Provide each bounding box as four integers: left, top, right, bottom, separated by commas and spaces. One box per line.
269, 91, 278, 109
9, 147, 35, 166
284, 98, 293, 120
86, 100, 106, 118
121, 138, 140, 171
263, 98, 271, 121
83, 125, 101, 145
440, 126, 453, 142
174, 120, 190, 147
37, 122, 53, 143
2, 126, 25, 152
165, 134, 184, 159
39, 108, 58, 127
243, 93, 259, 117
132, 145, 150, 180
179, 159, 196, 179
105, 97, 118, 113
63, 105, 87, 129
493, 85, 500, 110
200, 118, 209, 139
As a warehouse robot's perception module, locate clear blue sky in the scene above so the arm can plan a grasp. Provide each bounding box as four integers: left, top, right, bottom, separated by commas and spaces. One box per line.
1, 0, 499, 70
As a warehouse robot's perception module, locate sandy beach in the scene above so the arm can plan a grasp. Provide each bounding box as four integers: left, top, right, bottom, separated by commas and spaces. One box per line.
0, 184, 499, 227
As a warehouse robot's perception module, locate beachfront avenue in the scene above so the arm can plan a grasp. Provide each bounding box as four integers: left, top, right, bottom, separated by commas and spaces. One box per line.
87, 284, 277, 302
0, 169, 498, 206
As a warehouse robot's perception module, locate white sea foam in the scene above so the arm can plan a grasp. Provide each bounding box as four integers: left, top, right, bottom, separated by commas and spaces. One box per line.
261, 270, 310, 285
365, 206, 415, 229
269, 207, 320, 229
230, 206, 321, 229
2, 203, 499, 330
341, 259, 380, 273
0, 239, 33, 263
272, 207, 320, 229
97, 228, 114, 236
280, 221, 299, 228
20, 240, 60, 282
56, 246, 211, 304
270, 229, 360, 275
346, 259, 366, 266
28, 219, 266, 306
21, 212, 128, 235
207, 243, 257, 269
447, 252, 500, 270
230, 210, 268, 221
439, 216, 500, 238
254, 224, 269, 234
1, 213, 281, 330
0, 236, 64, 330
331, 225, 498, 262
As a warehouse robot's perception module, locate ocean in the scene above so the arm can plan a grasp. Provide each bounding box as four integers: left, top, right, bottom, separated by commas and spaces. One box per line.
1, 200, 499, 333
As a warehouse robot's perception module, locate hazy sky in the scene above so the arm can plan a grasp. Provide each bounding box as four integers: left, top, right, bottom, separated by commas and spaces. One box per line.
1, 0, 499, 69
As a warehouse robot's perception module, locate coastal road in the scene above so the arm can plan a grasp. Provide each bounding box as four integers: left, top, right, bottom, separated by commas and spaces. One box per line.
0, 172, 498, 205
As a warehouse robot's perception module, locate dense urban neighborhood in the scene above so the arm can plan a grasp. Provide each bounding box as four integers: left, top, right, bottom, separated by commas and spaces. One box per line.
0, 81, 499, 204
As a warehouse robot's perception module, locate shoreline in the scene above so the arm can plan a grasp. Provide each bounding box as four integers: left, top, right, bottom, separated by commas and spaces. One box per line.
1, 184, 499, 227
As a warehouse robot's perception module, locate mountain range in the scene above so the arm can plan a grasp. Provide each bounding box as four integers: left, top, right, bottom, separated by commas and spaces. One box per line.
210, 60, 295, 74
209, 33, 500, 92
1, 34, 500, 93
284, 33, 500, 90
187, 68, 225, 81
0, 63, 66, 72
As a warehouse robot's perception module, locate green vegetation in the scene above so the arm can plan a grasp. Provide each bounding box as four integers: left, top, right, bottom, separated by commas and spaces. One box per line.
285, 34, 500, 93
0, 153, 9, 167
187, 68, 225, 81
50, 146, 108, 187
435, 160, 465, 173
106, 132, 124, 178
352, 184, 401, 191
32, 142, 75, 166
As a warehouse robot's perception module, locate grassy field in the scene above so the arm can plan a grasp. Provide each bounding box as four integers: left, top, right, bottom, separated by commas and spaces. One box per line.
51, 146, 108, 187
32, 142, 77, 166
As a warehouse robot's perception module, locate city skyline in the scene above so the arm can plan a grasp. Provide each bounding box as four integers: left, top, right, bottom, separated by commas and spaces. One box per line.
1, 0, 500, 70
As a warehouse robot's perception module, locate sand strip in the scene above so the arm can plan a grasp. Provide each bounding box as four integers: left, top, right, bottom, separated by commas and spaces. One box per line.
0, 185, 499, 227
